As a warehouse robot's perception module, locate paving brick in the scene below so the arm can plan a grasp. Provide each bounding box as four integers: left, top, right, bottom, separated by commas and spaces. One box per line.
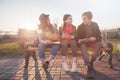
0, 55, 120, 80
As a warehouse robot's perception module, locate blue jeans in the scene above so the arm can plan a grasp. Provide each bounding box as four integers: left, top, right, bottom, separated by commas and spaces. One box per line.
38, 43, 60, 60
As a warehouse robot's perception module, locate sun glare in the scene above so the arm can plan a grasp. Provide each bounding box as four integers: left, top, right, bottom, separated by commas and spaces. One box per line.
24, 25, 37, 30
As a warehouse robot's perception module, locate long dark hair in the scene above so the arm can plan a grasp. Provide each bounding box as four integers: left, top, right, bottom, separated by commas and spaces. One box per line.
63, 14, 72, 30
38, 14, 54, 33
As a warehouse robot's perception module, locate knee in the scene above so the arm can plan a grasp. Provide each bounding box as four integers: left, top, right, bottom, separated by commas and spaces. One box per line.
80, 44, 86, 50
55, 45, 60, 48
80, 43, 86, 47
38, 43, 45, 48
61, 42, 67, 47
52, 45, 60, 51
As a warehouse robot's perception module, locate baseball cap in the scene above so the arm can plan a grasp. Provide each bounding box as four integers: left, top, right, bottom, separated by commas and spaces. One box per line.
39, 13, 49, 21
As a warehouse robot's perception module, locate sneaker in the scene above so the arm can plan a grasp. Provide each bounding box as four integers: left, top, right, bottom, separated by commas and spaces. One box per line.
71, 63, 77, 72
109, 64, 113, 68
24, 65, 28, 69
42, 61, 49, 70
98, 58, 101, 61
62, 62, 69, 71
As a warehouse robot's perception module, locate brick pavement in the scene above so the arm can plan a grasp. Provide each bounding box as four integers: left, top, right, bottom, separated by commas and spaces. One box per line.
0, 54, 120, 80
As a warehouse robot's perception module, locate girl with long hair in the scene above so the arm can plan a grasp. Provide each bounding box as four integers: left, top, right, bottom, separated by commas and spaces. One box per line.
61, 14, 78, 72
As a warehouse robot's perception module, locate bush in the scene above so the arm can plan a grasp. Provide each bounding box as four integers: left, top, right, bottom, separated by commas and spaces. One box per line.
109, 39, 120, 54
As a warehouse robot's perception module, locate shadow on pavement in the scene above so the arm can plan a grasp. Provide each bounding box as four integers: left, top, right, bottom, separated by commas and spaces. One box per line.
34, 61, 41, 80
66, 70, 117, 80
45, 69, 53, 80
93, 71, 117, 80
66, 71, 87, 80
23, 69, 28, 80
23, 61, 41, 80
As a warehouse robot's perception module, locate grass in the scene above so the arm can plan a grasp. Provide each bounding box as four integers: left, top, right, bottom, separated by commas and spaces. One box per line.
108, 39, 120, 54
0, 42, 25, 57
0, 38, 119, 58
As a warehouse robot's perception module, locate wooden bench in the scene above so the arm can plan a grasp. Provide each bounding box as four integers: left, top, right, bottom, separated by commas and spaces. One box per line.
25, 43, 95, 56
21, 42, 113, 68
